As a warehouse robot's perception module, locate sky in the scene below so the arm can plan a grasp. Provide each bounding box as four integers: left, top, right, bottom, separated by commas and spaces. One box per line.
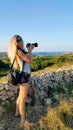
0, 0, 73, 52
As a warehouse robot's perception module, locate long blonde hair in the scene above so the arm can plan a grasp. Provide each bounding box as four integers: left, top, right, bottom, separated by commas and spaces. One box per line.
8, 35, 24, 69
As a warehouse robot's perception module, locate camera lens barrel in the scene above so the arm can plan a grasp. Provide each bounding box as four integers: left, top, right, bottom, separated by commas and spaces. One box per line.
26, 43, 38, 48
32, 43, 38, 47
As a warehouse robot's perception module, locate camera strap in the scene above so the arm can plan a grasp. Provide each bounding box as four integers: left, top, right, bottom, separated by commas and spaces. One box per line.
11, 48, 27, 70
10, 58, 16, 69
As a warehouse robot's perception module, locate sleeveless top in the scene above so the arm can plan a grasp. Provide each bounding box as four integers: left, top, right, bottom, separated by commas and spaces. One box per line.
17, 48, 31, 74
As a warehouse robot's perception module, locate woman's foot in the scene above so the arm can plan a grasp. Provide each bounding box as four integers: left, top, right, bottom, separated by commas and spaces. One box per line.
15, 104, 20, 117
15, 99, 20, 118
15, 114, 20, 118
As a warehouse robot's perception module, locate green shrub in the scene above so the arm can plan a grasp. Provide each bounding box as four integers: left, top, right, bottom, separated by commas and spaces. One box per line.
1, 53, 73, 77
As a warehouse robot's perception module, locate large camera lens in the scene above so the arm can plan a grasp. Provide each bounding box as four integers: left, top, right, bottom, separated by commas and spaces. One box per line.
26, 43, 38, 48
32, 43, 38, 47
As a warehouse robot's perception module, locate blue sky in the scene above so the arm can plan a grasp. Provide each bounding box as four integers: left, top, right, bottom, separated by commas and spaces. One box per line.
0, 0, 73, 52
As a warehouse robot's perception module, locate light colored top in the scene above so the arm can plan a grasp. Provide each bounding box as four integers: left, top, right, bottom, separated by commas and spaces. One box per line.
18, 53, 31, 73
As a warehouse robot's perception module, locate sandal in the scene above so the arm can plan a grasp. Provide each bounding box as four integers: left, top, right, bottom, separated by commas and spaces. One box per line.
15, 114, 20, 118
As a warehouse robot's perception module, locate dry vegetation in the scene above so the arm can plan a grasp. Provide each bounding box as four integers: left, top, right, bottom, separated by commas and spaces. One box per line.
0, 53, 73, 130
0, 97, 73, 130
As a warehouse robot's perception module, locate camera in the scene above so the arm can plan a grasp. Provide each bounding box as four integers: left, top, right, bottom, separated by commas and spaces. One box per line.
26, 43, 38, 48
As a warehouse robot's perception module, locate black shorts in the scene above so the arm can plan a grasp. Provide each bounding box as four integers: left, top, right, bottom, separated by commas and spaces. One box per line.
20, 72, 31, 84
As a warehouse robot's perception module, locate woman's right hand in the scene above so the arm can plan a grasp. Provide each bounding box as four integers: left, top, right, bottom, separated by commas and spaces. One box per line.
27, 45, 34, 52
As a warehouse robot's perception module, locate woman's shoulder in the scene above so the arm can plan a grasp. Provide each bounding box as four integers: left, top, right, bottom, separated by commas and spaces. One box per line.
17, 48, 27, 53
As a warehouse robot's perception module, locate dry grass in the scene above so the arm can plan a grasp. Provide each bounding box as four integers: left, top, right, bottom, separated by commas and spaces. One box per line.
0, 76, 8, 83
20, 99, 73, 130
0, 57, 73, 130
42, 109, 64, 130
0, 94, 73, 130
32, 63, 73, 76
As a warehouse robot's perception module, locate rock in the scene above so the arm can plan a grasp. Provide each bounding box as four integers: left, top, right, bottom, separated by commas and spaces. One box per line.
0, 106, 5, 116
54, 95, 59, 100
0, 89, 9, 101
0, 85, 4, 91
0, 67, 73, 106
39, 91, 47, 97
26, 96, 32, 104
5, 84, 11, 90
0, 125, 4, 130
5, 84, 15, 91
1, 95, 8, 101
0, 106, 5, 112
44, 98, 52, 105
1, 102, 6, 105
7, 91, 14, 97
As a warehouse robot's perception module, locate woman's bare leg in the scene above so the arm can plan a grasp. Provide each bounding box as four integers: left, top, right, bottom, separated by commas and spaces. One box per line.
15, 95, 20, 116
19, 83, 28, 125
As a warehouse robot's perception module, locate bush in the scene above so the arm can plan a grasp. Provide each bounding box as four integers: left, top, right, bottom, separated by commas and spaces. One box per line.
1, 53, 73, 77
0, 59, 10, 77
0, 60, 10, 70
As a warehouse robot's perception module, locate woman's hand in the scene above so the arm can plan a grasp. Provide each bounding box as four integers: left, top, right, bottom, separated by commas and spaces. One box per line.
27, 45, 34, 52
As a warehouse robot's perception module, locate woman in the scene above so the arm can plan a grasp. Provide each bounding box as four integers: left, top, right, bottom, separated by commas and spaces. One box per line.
8, 35, 34, 126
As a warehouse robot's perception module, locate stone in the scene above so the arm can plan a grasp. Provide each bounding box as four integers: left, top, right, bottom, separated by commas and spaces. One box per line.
0, 67, 73, 107
5, 84, 10, 90
0, 85, 4, 91
44, 98, 52, 105
1, 95, 8, 101
7, 91, 14, 97
0, 106, 5, 112
5, 84, 15, 91
54, 94, 59, 100
26, 96, 32, 104
1, 102, 6, 105
0, 106, 5, 116
39, 91, 47, 97
0, 125, 4, 130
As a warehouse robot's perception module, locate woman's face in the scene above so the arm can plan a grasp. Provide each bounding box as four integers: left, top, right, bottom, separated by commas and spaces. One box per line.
16, 37, 23, 48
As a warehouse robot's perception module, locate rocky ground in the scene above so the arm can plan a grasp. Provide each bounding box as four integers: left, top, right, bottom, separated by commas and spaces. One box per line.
0, 100, 48, 130
0, 67, 73, 130
0, 98, 73, 130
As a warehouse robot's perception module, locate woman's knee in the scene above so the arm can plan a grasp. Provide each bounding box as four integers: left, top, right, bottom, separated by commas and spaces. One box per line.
16, 96, 19, 103
20, 96, 26, 103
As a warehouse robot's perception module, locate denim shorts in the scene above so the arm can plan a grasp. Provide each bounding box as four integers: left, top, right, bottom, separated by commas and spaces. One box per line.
20, 72, 31, 84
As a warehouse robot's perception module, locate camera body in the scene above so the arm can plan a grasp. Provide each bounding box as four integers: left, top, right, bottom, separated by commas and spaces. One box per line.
26, 43, 38, 48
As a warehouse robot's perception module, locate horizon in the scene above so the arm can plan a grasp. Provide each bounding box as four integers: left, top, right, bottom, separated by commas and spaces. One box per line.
0, 0, 73, 52
0, 51, 73, 53
0, 51, 73, 57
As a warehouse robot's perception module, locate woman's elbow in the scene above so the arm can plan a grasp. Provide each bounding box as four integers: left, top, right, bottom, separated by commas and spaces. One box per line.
23, 58, 32, 64
29, 60, 32, 64
27, 59, 32, 64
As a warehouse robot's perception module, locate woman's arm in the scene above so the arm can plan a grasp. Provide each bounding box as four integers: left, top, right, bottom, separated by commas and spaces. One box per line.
17, 50, 32, 64
17, 45, 34, 64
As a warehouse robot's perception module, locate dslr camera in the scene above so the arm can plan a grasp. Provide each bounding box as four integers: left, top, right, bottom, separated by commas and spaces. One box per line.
26, 43, 38, 48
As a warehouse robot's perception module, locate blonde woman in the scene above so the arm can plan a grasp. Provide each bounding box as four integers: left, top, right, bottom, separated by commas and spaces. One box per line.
8, 35, 34, 126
